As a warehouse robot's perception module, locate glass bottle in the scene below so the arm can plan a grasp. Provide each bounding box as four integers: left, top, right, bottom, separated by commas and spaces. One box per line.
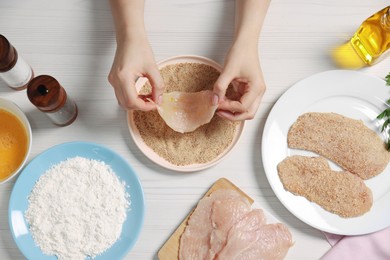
332, 6, 390, 69
0, 34, 34, 90
27, 75, 78, 126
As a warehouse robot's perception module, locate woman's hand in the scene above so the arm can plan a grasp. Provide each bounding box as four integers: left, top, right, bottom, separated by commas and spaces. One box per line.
213, 0, 270, 121
108, 0, 164, 111
213, 44, 265, 120
108, 36, 164, 111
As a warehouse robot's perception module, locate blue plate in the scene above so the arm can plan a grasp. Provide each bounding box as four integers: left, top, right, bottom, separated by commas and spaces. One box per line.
8, 141, 145, 259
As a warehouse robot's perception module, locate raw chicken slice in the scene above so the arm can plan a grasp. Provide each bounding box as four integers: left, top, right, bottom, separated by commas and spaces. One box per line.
179, 189, 293, 260
216, 209, 266, 260
179, 189, 246, 260
208, 199, 251, 259
156, 90, 218, 133
235, 223, 293, 260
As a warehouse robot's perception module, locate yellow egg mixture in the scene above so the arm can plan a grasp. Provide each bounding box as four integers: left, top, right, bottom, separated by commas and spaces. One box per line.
0, 109, 28, 180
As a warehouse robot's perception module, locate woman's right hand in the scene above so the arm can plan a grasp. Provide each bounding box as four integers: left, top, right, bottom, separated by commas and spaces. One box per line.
108, 35, 164, 111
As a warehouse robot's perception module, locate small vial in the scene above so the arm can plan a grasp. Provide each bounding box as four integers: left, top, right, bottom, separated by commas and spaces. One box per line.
27, 75, 78, 126
0, 34, 34, 90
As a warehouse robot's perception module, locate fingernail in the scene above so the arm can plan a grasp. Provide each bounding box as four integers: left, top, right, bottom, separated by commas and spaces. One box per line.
212, 94, 219, 106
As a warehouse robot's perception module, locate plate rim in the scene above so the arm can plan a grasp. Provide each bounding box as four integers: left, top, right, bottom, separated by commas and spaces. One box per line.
261, 69, 390, 235
127, 55, 245, 172
8, 141, 145, 259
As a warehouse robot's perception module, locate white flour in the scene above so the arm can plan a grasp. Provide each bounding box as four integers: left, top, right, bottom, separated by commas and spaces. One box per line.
25, 156, 130, 260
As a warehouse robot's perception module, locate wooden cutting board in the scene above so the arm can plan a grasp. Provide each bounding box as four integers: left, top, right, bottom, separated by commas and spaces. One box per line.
157, 178, 254, 260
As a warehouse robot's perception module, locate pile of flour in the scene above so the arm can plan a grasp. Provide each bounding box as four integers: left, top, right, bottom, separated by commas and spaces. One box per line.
25, 156, 130, 260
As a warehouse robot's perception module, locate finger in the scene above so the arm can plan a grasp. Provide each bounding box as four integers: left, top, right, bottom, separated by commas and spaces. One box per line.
216, 110, 248, 121
218, 80, 265, 112
113, 86, 125, 106
244, 95, 262, 120
126, 83, 157, 110
216, 109, 254, 121
238, 81, 264, 111
131, 97, 157, 111
216, 110, 236, 120
146, 65, 165, 104
109, 75, 128, 107
139, 94, 153, 102
213, 70, 235, 103
116, 75, 156, 111
217, 95, 262, 121
217, 99, 248, 113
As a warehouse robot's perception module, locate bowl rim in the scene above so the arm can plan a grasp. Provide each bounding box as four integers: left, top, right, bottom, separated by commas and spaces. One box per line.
127, 55, 245, 172
0, 97, 32, 184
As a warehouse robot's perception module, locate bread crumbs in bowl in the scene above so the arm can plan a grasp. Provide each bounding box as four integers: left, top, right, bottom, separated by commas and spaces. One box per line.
127, 55, 245, 172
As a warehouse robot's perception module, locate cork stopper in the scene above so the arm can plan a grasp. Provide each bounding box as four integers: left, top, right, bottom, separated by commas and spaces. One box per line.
0, 34, 18, 72
27, 75, 67, 112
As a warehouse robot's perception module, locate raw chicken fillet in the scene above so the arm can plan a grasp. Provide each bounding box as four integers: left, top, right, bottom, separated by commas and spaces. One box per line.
179, 189, 293, 260
156, 90, 218, 133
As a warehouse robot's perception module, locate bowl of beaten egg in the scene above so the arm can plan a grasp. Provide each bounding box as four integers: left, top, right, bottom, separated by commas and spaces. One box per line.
0, 98, 32, 184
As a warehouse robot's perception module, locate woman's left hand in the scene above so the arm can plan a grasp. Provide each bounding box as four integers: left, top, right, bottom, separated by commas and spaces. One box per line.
213, 44, 266, 121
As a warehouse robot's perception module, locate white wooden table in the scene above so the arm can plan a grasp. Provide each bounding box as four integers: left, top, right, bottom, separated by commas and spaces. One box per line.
1, 0, 389, 259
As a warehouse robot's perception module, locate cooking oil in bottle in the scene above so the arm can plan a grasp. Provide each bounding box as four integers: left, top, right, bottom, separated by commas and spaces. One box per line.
332, 6, 390, 69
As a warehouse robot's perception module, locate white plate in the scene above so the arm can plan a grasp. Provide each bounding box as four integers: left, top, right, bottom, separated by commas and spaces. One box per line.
262, 70, 390, 235
127, 55, 244, 172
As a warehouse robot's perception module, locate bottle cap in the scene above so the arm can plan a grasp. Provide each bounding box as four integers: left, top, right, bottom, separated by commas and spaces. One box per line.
0, 35, 18, 72
27, 75, 67, 112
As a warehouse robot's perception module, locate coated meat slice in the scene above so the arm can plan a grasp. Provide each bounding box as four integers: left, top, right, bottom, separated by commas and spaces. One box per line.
288, 112, 390, 179
277, 156, 373, 218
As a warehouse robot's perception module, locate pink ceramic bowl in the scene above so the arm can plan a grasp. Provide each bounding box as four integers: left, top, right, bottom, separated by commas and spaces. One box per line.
127, 55, 244, 172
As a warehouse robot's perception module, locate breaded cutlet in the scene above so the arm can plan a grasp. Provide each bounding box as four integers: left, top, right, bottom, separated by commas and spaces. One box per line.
277, 155, 372, 218
288, 112, 390, 180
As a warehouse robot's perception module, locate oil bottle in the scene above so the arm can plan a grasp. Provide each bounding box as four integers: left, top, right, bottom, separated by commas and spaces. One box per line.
332, 6, 390, 69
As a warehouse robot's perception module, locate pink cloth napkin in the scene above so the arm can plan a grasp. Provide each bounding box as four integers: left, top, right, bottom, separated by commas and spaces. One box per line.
321, 227, 390, 260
